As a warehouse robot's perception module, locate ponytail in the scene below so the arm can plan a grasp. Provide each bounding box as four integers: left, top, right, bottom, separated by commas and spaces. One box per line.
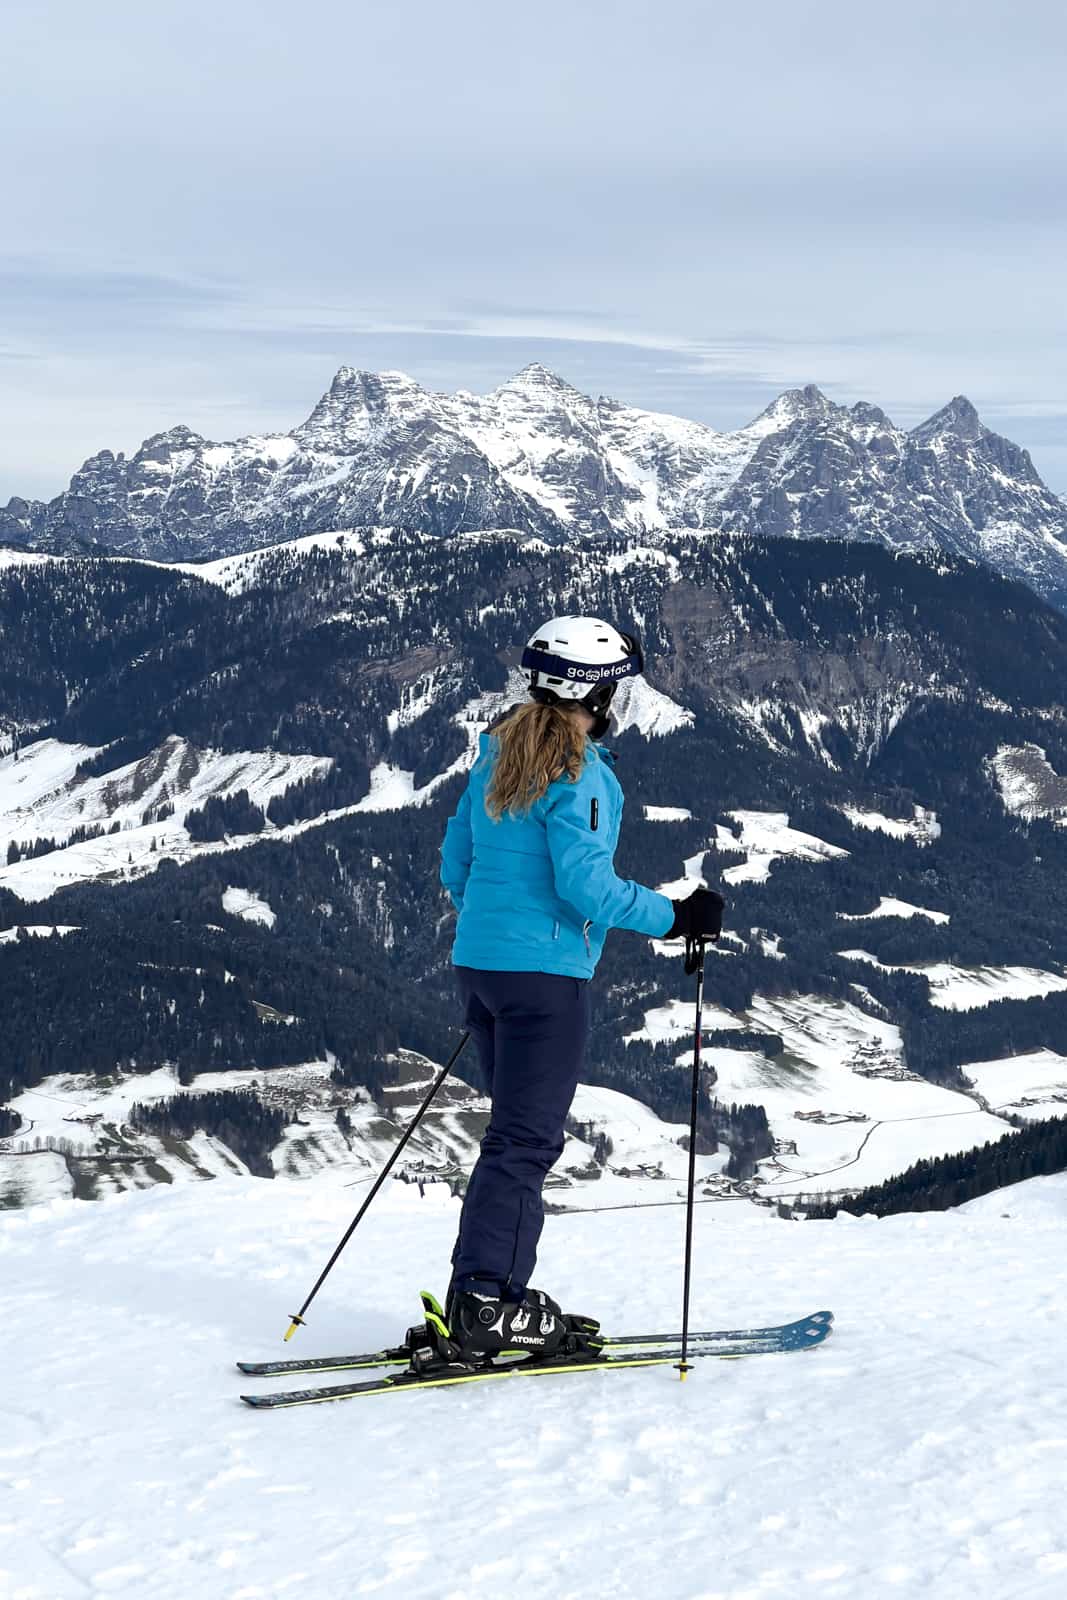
486, 701, 589, 820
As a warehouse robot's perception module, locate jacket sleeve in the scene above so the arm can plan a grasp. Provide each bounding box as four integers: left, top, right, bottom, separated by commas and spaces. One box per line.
544, 768, 674, 938
440, 783, 474, 911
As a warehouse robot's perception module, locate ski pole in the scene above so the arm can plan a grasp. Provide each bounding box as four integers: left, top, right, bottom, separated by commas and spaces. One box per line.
676, 935, 707, 1380
283, 1030, 471, 1341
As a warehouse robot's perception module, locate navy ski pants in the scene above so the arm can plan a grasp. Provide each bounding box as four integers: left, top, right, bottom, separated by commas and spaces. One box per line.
450, 967, 590, 1297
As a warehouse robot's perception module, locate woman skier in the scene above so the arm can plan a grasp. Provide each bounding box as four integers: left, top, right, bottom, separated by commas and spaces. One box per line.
438, 615, 723, 1363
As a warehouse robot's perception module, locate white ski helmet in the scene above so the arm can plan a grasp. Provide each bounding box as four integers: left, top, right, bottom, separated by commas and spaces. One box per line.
521, 616, 644, 717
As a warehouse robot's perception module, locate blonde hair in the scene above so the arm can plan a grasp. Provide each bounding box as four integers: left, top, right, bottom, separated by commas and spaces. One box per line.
486, 701, 589, 820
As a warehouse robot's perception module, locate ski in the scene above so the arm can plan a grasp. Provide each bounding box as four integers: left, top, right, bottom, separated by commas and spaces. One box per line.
238, 1312, 833, 1407
237, 1344, 410, 1377
236, 1309, 833, 1378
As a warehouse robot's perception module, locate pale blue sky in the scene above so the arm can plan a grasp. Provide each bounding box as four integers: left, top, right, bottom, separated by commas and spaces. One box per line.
2, 0, 1065, 500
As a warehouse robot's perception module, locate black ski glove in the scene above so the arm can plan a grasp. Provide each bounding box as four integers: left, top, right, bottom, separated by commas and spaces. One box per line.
666, 886, 725, 941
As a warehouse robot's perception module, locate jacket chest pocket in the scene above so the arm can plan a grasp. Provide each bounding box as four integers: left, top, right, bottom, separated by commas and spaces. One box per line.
589, 798, 599, 832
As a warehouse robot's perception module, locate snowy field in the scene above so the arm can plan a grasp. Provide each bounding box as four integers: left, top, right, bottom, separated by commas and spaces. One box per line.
836, 951, 1067, 1010
3, 1173, 1067, 1600
962, 1048, 1067, 1119
0, 1059, 724, 1213
990, 743, 1067, 821
0, 737, 333, 901
837, 804, 941, 843
0, 717, 478, 902
626, 990, 1013, 1194
715, 811, 849, 886
838, 897, 950, 925
221, 887, 276, 929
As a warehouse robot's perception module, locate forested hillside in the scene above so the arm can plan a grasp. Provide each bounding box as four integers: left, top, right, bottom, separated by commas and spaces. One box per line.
3, 528, 1067, 1189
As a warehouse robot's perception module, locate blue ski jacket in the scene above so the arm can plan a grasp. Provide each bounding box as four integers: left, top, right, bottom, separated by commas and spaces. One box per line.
440, 731, 674, 979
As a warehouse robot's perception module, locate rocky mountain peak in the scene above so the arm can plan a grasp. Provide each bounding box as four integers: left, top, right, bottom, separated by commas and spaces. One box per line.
751, 384, 838, 435
911, 396, 985, 445
849, 401, 891, 428
5, 366, 1066, 614
329, 366, 423, 399
294, 368, 431, 450
135, 425, 208, 458
492, 363, 587, 403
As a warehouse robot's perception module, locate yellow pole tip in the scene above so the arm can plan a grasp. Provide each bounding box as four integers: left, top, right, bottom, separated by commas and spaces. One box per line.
283, 1319, 302, 1342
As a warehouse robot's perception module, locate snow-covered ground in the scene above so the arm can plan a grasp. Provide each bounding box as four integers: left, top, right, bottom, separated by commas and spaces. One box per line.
838, 804, 941, 843
961, 1048, 1067, 1118
836, 951, 1067, 1010
0, 737, 333, 901
655, 848, 712, 903
561, 1082, 730, 1208
172, 529, 375, 594
0, 1060, 478, 1205
0, 697, 490, 901
0, 923, 78, 943
609, 676, 694, 738
990, 743, 1067, 821
3, 1171, 1067, 1600
838, 897, 950, 925
626, 989, 1012, 1195
626, 995, 746, 1044
3, 674, 695, 903
0, 547, 56, 571
221, 887, 276, 929
0, 737, 332, 852
0, 1057, 723, 1214
716, 811, 850, 885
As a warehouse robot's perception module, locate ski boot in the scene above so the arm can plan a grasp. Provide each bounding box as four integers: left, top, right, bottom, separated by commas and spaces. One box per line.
439, 1284, 602, 1366
402, 1288, 602, 1375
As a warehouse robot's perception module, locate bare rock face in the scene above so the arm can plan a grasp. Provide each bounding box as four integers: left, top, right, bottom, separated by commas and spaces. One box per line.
4, 366, 1067, 612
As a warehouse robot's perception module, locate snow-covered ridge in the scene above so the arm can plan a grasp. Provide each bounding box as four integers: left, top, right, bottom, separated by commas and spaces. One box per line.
173, 528, 379, 593
0, 736, 332, 850
0, 546, 55, 571
610, 676, 693, 739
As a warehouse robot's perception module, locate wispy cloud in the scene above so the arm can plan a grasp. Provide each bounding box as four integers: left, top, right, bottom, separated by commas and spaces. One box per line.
2, 2, 1066, 497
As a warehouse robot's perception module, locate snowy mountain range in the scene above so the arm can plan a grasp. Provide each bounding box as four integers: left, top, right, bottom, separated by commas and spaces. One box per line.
4, 364, 1067, 611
